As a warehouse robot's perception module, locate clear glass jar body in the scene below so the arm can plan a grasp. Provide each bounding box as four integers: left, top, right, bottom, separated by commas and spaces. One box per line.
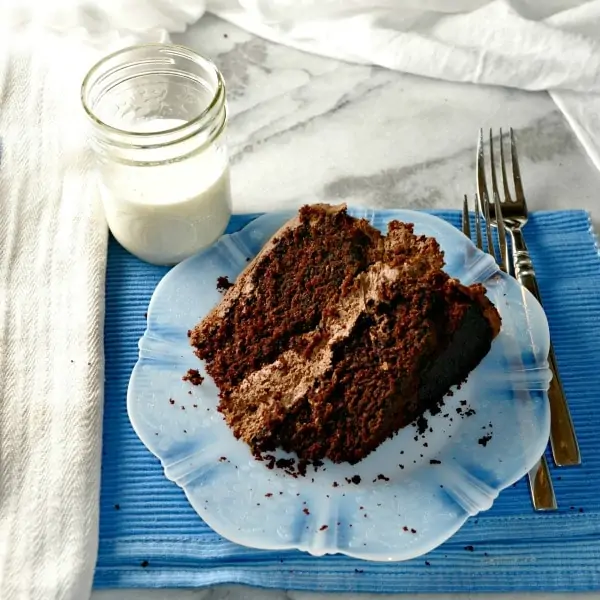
82, 44, 232, 266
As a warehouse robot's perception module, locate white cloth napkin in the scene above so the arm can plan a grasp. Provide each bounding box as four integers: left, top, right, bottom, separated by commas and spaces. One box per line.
0, 6, 203, 599
0, 31, 105, 600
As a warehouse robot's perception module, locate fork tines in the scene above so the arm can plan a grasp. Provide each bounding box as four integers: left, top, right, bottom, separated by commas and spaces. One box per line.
462, 194, 483, 251
476, 129, 510, 274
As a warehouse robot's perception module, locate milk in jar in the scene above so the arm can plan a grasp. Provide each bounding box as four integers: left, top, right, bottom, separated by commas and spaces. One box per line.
82, 44, 231, 265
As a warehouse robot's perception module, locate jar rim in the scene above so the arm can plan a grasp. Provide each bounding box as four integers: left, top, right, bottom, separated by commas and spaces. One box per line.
80, 43, 225, 139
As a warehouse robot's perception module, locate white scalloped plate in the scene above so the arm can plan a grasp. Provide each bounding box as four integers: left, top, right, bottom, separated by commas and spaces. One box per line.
127, 208, 551, 562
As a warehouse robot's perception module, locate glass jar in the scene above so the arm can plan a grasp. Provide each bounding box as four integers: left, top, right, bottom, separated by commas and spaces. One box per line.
81, 44, 232, 266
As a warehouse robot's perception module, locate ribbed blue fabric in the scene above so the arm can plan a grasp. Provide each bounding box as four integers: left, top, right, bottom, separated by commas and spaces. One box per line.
94, 210, 600, 592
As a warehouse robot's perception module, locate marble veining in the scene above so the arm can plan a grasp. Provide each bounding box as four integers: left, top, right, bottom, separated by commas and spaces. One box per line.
173, 14, 600, 225
95, 11, 600, 600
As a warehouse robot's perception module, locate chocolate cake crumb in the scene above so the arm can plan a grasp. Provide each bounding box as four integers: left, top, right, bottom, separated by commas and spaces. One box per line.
140, 560, 149, 568
355, 569, 364, 573
265, 493, 273, 498
403, 526, 409, 532
303, 508, 310, 515
425, 561, 431, 566
416, 415, 429, 434
260, 454, 277, 470
376, 474, 390, 481
182, 369, 204, 386
219, 456, 227, 462
169, 398, 175, 405
332, 481, 339, 487
319, 525, 328, 531
410, 528, 417, 534
464, 545, 474, 552
114, 504, 120, 510
216, 275, 234, 292
276, 458, 295, 470
429, 459, 441, 465
478, 434, 492, 447
431, 400, 443, 414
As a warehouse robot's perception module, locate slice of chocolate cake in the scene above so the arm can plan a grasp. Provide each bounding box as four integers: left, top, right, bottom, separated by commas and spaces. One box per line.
190, 204, 501, 465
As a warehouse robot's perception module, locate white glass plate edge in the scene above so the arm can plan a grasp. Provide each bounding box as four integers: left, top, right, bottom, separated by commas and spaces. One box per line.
127, 208, 552, 562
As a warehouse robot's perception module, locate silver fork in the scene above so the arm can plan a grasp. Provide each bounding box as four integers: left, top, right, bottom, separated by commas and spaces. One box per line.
462, 194, 557, 511
477, 128, 581, 468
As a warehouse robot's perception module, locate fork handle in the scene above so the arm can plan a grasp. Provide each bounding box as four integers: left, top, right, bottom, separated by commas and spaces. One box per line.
528, 456, 557, 511
511, 229, 581, 467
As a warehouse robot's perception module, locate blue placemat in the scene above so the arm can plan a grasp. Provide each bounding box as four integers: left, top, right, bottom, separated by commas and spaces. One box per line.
95, 210, 600, 593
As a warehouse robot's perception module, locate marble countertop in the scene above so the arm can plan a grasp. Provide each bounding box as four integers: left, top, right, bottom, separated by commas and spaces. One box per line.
94, 12, 600, 600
